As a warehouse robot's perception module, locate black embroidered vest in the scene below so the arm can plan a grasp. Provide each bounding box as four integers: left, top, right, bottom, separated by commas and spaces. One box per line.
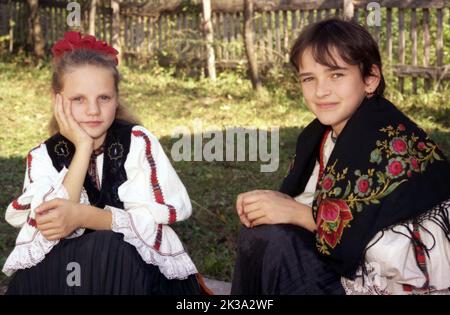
45, 119, 136, 212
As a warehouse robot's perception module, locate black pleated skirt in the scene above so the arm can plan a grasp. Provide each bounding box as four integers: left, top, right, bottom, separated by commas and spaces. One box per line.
231, 224, 345, 295
5, 230, 202, 295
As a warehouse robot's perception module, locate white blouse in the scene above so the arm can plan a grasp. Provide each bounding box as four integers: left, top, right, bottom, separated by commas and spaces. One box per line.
3, 125, 198, 280
295, 132, 450, 295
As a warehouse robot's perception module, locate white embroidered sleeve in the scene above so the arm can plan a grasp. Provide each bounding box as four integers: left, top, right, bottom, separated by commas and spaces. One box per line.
2, 143, 86, 276
115, 126, 192, 224
342, 200, 450, 295
5, 143, 69, 228
106, 126, 197, 280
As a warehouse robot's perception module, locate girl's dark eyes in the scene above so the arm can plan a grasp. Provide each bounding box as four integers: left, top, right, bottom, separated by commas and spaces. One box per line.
72, 97, 83, 103
332, 73, 344, 79
301, 73, 343, 83
100, 95, 111, 101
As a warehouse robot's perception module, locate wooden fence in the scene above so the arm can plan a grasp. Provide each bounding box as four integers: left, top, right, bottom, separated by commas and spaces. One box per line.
0, 0, 449, 93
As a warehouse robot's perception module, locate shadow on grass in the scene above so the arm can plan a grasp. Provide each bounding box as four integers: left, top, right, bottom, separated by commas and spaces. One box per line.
157, 126, 303, 281
0, 156, 25, 287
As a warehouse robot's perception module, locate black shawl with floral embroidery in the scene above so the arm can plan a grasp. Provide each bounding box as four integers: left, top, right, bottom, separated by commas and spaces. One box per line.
280, 95, 450, 279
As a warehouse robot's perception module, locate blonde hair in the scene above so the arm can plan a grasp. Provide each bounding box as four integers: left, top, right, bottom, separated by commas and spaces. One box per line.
48, 49, 141, 135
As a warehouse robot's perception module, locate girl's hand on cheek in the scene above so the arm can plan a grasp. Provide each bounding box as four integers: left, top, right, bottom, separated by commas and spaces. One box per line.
54, 93, 93, 151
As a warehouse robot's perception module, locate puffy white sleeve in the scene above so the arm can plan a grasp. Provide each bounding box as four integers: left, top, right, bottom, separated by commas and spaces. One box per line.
106, 126, 197, 280
5, 143, 69, 228
2, 143, 87, 277
341, 199, 450, 295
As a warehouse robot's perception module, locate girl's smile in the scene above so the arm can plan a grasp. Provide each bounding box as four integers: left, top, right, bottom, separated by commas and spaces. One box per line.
315, 102, 340, 110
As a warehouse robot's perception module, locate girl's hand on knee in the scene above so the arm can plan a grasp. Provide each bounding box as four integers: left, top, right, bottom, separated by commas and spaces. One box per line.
237, 190, 292, 227
35, 198, 83, 241
239, 190, 316, 232
54, 93, 93, 150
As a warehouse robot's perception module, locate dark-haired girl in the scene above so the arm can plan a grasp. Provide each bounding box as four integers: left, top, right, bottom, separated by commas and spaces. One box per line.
232, 19, 450, 295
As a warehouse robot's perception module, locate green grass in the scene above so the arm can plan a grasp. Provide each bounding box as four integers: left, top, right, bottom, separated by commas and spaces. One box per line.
0, 56, 449, 287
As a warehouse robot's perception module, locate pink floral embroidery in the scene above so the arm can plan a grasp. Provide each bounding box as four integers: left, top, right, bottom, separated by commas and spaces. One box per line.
321, 175, 335, 191
358, 180, 369, 193
314, 123, 443, 255
390, 137, 408, 155
386, 158, 406, 178
409, 157, 420, 171
316, 199, 353, 251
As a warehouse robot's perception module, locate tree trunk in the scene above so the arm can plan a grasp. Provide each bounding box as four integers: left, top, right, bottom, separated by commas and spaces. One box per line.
89, 0, 98, 36
243, 0, 262, 91
27, 0, 45, 60
111, 0, 121, 65
8, 1, 14, 53
202, 0, 217, 81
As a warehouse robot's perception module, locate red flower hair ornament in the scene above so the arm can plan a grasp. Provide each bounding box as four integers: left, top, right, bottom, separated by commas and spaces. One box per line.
51, 31, 119, 65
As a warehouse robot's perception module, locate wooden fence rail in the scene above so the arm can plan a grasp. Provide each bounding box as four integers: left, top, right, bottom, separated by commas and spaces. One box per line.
0, 0, 448, 93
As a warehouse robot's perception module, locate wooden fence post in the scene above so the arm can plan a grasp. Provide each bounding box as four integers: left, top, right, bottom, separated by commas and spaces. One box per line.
8, 0, 14, 53
27, 0, 45, 61
89, 0, 98, 36
343, 0, 354, 21
111, 0, 121, 65
423, 8, 431, 91
398, 8, 405, 94
436, 8, 443, 90
244, 0, 262, 92
202, 0, 217, 81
